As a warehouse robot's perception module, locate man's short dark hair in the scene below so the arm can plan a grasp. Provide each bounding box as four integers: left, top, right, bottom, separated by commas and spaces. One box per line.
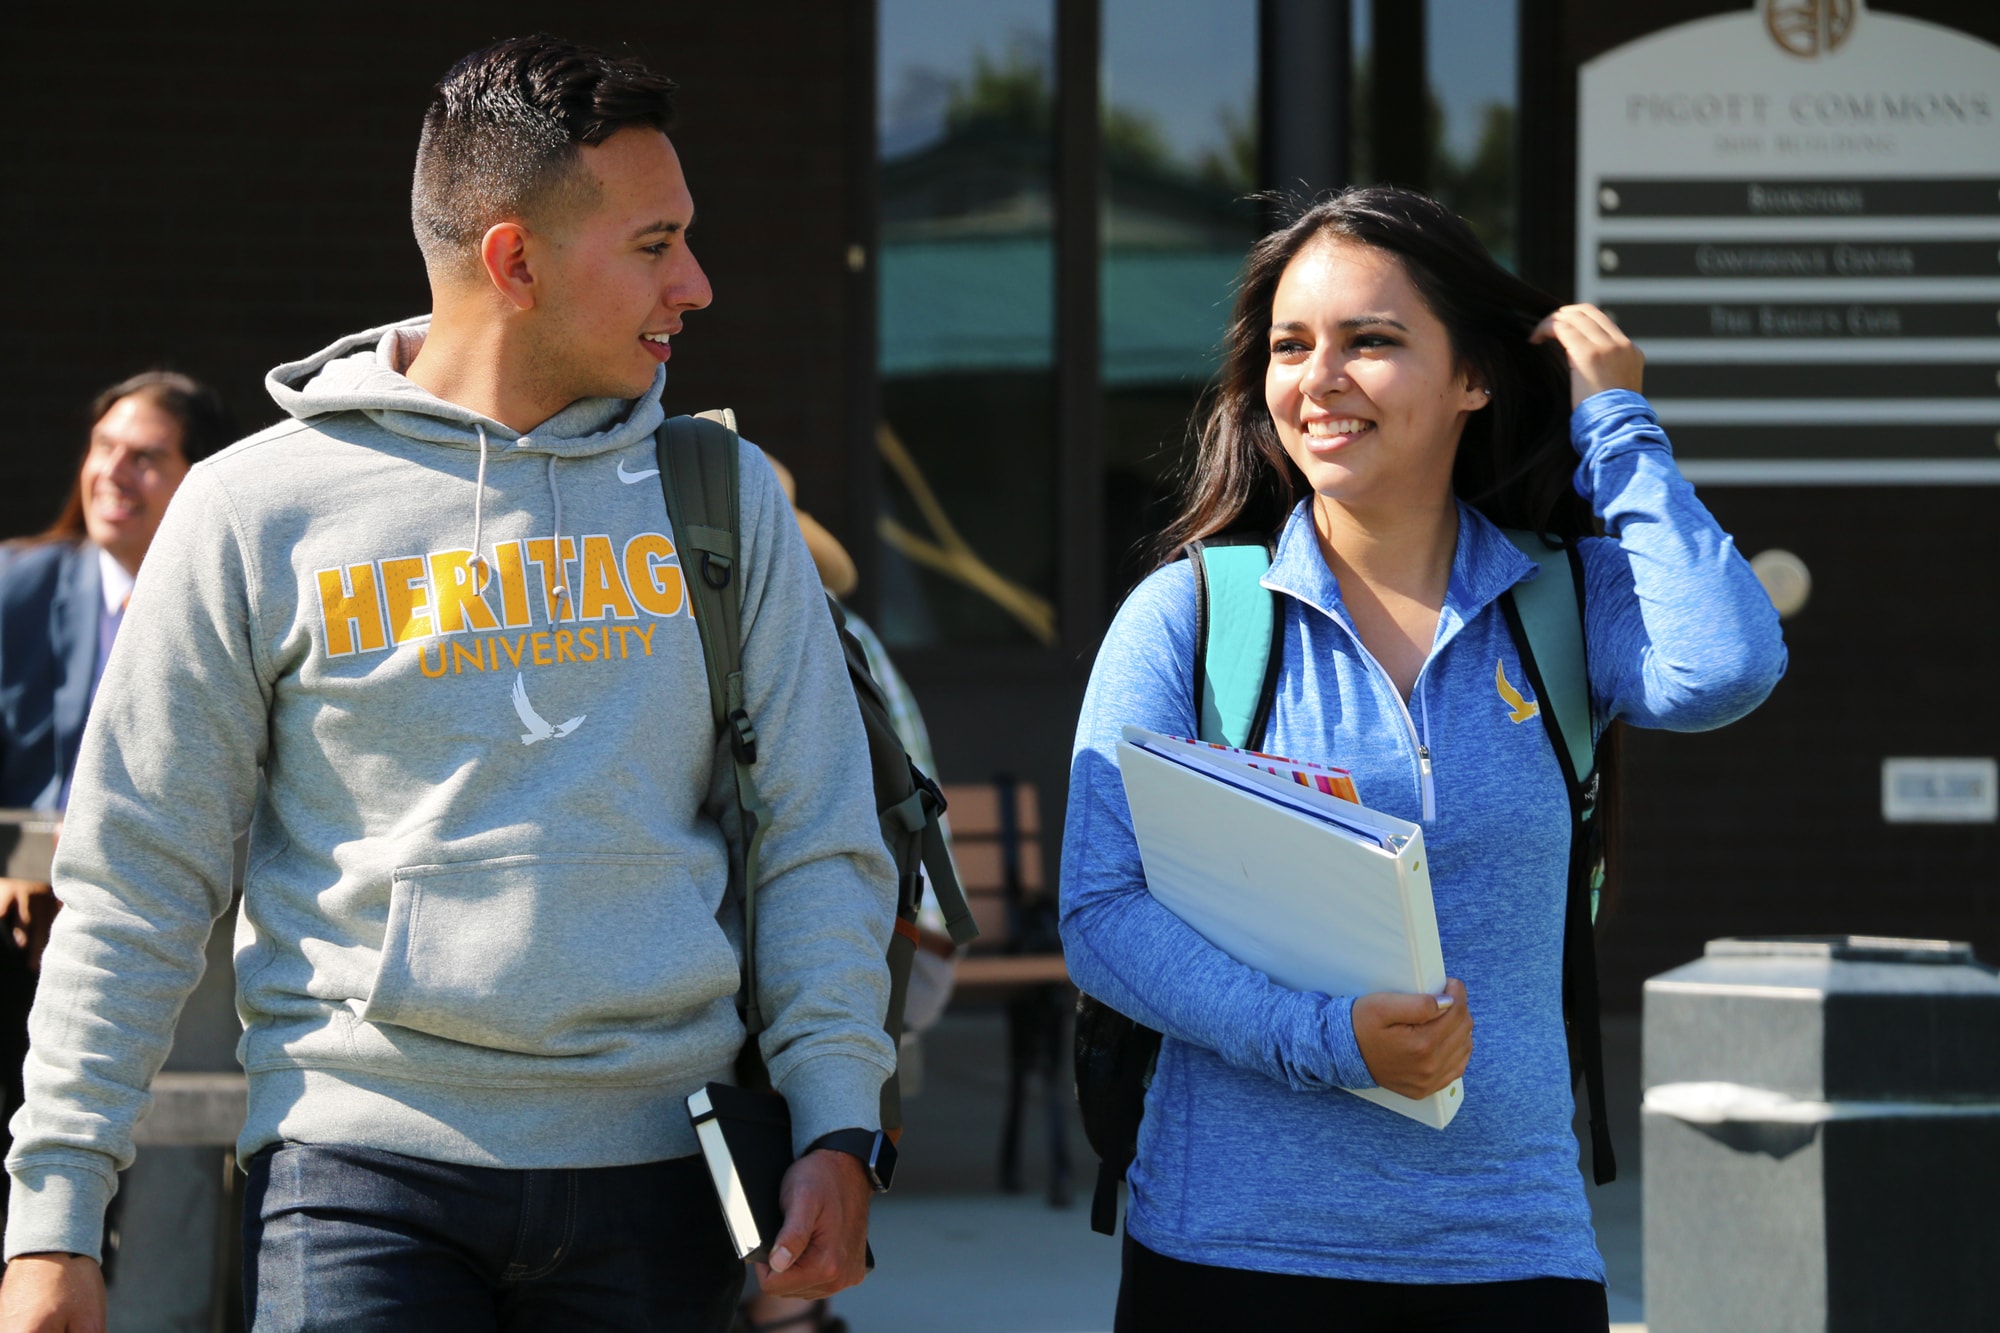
411, 35, 678, 275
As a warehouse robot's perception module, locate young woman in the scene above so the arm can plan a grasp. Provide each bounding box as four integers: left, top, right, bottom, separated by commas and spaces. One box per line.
1060, 188, 1786, 1330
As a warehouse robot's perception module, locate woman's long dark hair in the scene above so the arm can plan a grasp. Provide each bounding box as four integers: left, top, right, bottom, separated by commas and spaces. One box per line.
1155, 186, 1589, 562
1155, 185, 1622, 912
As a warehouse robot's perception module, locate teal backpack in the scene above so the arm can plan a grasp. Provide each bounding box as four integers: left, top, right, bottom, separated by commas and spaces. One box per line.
1074, 530, 1615, 1236
653, 410, 980, 1136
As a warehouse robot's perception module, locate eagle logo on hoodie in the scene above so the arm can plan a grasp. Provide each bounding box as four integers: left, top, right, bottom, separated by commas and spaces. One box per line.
511, 674, 585, 744
1495, 659, 1540, 725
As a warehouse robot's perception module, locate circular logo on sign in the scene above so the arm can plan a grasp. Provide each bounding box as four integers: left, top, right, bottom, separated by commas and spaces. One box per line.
1765, 0, 1856, 58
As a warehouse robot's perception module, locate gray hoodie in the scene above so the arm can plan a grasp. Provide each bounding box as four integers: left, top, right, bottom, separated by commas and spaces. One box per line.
5, 318, 896, 1260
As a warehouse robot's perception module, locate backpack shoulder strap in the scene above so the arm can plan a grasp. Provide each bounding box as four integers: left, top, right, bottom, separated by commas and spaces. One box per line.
1496, 528, 1593, 793
1187, 535, 1282, 749
1495, 527, 1616, 1187
661, 410, 747, 743
657, 410, 776, 1040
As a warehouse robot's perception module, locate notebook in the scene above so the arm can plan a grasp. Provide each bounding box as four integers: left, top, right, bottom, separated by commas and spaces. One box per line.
687, 1082, 794, 1262
1117, 725, 1461, 1128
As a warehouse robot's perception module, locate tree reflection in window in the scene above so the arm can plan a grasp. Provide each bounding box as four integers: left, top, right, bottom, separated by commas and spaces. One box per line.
1101, 0, 1260, 605
1350, 0, 1520, 267
878, 5, 1059, 648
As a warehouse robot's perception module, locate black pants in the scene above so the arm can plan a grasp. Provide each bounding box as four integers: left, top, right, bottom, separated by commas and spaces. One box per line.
1116, 1234, 1608, 1332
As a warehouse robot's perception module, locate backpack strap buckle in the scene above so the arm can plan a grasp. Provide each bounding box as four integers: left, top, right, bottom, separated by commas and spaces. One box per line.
678, 523, 739, 592
910, 765, 949, 818
727, 707, 758, 764
881, 788, 927, 838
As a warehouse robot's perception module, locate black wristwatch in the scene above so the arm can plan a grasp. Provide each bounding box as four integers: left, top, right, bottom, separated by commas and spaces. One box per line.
807, 1128, 897, 1193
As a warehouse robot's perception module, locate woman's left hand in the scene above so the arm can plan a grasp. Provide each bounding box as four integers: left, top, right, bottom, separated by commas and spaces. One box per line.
1530, 303, 1644, 409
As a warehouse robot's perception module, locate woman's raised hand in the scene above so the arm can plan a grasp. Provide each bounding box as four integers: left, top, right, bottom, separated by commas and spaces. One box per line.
1351, 978, 1472, 1100
1530, 303, 1644, 410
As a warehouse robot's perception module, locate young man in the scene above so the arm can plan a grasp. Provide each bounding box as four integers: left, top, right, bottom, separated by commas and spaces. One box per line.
1, 37, 895, 1330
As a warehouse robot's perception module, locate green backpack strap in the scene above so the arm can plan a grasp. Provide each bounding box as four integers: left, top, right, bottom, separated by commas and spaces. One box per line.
657, 410, 776, 1044
1188, 536, 1282, 748
1495, 527, 1615, 1187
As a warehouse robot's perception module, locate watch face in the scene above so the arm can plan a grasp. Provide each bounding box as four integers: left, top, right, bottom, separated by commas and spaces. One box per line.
870, 1132, 898, 1190
813, 1129, 896, 1191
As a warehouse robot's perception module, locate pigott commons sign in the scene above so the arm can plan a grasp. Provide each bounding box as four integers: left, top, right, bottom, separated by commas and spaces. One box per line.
1577, 0, 2000, 483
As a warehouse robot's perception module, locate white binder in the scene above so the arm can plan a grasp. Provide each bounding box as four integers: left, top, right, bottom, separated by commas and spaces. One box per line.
1116, 726, 1462, 1128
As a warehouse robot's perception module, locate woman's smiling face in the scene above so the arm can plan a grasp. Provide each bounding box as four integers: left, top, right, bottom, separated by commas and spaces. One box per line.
1264, 238, 1487, 514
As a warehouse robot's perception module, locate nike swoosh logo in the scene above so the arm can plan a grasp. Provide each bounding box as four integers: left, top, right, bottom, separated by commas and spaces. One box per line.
617, 460, 661, 484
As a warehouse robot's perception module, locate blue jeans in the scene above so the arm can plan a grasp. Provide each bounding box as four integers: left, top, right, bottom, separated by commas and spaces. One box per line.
242, 1142, 743, 1332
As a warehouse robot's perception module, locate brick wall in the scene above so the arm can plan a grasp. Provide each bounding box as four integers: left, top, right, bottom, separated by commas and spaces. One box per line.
0, 2, 869, 546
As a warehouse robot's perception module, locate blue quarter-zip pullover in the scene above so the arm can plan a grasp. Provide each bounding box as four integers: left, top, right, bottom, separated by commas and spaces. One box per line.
1060, 390, 1786, 1283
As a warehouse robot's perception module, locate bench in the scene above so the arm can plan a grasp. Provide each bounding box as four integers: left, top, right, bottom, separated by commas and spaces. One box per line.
937, 778, 1073, 1207
133, 1072, 247, 1148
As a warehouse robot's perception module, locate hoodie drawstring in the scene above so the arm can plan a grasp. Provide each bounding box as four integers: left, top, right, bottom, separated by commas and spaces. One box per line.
470, 425, 492, 592
467, 428, 569, 616
547, 454, 569, 615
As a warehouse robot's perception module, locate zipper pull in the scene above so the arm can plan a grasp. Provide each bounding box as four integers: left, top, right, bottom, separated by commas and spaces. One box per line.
1417, 744, 1436, 822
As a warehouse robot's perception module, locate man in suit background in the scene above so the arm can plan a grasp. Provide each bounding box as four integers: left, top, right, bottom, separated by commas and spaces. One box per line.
0, 370, 233, 1124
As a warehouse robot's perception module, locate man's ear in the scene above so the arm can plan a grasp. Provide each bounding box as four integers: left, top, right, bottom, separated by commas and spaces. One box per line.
479, 222, 538, 311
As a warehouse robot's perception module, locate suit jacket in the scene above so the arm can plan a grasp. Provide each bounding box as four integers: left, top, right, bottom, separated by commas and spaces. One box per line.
0, 540, 103, 811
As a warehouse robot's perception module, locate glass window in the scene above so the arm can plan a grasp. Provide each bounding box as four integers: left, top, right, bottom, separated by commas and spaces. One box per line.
1348, 0, 1520, 266
877, 0, 1060, 648
1100, 0, 1260, 600
1351, 2, 1371, 183
1426, 0, 1518, 267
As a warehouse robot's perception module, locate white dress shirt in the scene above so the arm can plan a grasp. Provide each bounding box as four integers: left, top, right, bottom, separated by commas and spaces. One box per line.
93, 546, 136, 696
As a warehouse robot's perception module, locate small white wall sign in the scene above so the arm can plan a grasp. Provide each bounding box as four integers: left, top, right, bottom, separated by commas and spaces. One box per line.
1881, 757, 1999, 823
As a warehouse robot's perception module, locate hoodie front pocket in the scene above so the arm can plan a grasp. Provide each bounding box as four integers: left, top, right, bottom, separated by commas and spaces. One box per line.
362, 853, 739, 1057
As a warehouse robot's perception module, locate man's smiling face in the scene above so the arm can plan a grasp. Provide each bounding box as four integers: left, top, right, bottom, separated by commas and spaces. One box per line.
529, 128, 713, 403
81, 394, 192, 573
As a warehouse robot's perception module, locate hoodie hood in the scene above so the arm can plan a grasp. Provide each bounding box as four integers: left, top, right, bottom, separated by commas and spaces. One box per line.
265, 315, 667, 460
